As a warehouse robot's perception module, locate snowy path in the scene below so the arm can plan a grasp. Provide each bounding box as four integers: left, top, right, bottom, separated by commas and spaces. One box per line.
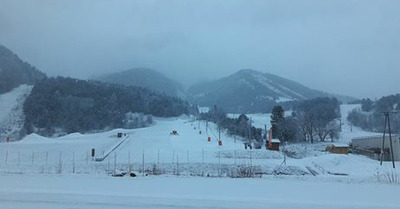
1, 174, 399, 209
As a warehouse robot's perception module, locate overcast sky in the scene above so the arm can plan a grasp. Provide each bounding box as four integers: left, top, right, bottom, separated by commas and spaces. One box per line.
1, 0, 399, 99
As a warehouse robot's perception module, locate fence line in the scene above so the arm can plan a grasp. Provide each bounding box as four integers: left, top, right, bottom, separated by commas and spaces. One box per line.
0, 149, 267, 177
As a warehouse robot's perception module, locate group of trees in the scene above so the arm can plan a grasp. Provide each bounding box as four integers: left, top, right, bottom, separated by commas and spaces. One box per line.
348, 94, 400, 133
199, 106, 264, 148
271, 97, 341, 143
23, 77, 194, 136
198, 97, 341, 148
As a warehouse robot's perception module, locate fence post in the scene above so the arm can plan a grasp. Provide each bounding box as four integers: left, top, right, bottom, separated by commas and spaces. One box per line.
72, 152, 75, 174
172, 149, 175, 164
234, 150, 237, 165
176, 155, 180, 176
202, 149, 204, 164
58, 151, 63, 174
218, 149, 221, 177
157, 149, 160, 165
128, 151, 131, 173
113, 152, 117, 176
142, 150, 145, 176
31, 152, 35, 165
107, 155, 110, 175
45, 151, 48, 165
5, 150, 8, 165
86, 151, 88, 165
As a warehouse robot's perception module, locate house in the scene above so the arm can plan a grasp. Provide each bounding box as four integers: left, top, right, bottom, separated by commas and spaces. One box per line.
267, 138, 281, 151
325, 144, 349, 154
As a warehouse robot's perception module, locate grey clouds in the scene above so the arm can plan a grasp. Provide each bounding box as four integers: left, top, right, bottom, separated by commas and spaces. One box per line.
0, 0, 399, 99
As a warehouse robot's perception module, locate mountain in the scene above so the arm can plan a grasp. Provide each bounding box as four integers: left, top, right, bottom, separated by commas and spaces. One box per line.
187, 69, 348, 113
96, 68, 183, 97
0, 45, 47, 94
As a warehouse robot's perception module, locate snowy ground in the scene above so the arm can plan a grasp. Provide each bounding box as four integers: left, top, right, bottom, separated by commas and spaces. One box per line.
0, 85, 32, 141
1, 174, 400, 209
1, 88, 400, 208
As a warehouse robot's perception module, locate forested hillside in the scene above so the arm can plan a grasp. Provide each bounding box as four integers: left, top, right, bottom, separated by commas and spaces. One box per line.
23, 77, 195, 136
97, 68, 183, 97
0, 45, 46, 94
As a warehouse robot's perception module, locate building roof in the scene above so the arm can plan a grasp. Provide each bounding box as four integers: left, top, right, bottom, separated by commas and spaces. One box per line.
330, 144, 350, 148
271, 138, 281, 143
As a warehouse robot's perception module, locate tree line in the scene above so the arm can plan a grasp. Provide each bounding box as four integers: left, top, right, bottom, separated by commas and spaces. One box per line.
348, 94, 400, 133
198, 97, 341, 148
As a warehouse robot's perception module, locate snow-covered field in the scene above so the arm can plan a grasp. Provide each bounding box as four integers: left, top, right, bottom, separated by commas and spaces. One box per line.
1, 174, 400, 209
1, 87, 400, 208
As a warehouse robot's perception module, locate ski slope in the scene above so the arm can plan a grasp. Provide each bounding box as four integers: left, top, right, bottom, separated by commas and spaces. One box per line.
0, 85, 32, 141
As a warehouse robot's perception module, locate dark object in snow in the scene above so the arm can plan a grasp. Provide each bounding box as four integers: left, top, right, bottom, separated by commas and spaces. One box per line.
117, 133, 123, 138
305, 166, 319, 176
170, 130, 178, 135
244, 142, 252, 149
130, 172, 137, 177
112, 172, 126, 177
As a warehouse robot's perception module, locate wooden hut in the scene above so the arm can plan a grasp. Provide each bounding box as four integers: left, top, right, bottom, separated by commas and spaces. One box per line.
325, 144, 350, 154
268, 138, 281, 151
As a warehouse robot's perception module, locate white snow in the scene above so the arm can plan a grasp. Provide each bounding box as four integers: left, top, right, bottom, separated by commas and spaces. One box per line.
0, 85, 32, 122
275, 96, 295, 103
0, 85, 33, 141
0, 104, 400, 208
1, 174, 400, 209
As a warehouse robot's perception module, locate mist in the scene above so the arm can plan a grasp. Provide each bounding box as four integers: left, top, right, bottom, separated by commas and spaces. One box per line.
1, 0, 399, 99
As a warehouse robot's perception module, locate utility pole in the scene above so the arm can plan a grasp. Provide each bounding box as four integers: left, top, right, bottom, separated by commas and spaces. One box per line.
380, 112, 396, 168
248, 117, 252, 142
218, 125, 221, 141
264, 124, 267, 145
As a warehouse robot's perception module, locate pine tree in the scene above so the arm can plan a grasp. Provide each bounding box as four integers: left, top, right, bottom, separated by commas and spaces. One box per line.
270, 105, 284, 139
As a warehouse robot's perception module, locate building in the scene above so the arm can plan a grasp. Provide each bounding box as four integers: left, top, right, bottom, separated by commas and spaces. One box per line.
351, 135, 400, 161
267, 138, 281, 151
325, 144, 350, 154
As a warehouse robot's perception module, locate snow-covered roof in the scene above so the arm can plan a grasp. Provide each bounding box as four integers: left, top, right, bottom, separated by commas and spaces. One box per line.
271, 138, 281, 143
330, 144, 350, 148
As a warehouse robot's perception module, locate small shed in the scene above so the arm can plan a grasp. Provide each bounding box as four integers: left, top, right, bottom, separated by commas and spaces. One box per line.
267, 138, 281, 151
326, 144, 350, 154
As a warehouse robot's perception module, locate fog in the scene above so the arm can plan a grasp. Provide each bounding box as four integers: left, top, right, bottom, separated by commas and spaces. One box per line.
1, 0, 399, 99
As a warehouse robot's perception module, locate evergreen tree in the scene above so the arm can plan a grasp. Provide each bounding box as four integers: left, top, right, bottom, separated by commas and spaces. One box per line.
270, 105, 284, 139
